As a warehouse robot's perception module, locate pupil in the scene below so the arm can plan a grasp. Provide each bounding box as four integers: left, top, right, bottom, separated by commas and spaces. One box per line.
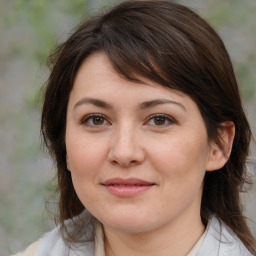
93, 116, 104, 125
154, 117, 165, 125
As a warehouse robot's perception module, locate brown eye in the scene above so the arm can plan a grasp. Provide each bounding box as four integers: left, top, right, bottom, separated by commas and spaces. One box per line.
92, 116, 105, 125
153, 116, 166, 125
81, 114, 110, 127
146, 114, 175, 127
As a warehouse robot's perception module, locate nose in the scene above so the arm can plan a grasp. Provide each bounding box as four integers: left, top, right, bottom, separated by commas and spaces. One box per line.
107, 123, 145, 167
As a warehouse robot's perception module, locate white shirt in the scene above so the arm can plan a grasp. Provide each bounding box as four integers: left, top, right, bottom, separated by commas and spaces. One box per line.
12, 214, 253, 256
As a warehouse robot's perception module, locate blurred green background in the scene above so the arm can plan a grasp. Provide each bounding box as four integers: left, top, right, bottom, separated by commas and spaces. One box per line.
0, 0, 255, 254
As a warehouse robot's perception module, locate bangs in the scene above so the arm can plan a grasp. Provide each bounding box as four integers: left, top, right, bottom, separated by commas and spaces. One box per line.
100, 21, 171, 87
94, 4, 202, 92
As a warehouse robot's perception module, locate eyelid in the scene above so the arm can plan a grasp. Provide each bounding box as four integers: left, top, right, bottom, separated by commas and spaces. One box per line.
80, 113, 176, 127
80, 113, 111, 126
145, 114, 176, 126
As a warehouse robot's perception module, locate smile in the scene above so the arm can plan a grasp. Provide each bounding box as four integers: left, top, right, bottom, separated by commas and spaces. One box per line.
101, 178, 155, 197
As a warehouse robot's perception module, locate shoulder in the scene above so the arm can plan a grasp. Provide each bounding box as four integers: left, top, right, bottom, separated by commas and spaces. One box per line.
12, 226, 94, 256
36, 225, 94, 256
11, 211, 95, 256
197, 215, 253, 256
10, 241, 40, 256
12, 212, 96, 256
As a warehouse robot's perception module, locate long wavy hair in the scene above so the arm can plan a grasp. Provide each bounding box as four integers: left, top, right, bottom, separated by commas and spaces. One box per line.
41, 0, 256, 253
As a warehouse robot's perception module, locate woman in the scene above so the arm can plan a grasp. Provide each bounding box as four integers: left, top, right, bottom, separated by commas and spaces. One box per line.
13, 0, 255, 255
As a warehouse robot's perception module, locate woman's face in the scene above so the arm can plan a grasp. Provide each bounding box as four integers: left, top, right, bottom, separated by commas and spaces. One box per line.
65, 52, 215, 234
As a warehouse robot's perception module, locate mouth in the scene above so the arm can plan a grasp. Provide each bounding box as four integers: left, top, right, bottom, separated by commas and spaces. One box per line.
101, 178, 156, 197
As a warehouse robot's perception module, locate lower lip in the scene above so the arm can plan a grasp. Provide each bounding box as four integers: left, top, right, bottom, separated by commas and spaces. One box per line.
103, 185, 154, 197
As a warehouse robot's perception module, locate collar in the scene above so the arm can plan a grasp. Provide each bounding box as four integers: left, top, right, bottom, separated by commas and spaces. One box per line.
94, 217, 211, 256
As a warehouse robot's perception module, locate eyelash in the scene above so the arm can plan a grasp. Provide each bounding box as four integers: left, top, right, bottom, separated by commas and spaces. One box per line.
81, 114, 110, 127
80, 114, 176, 128
145, 114, 176, 127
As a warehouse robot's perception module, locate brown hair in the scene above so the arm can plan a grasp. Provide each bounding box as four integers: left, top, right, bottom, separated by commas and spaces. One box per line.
41, 0, 256, 253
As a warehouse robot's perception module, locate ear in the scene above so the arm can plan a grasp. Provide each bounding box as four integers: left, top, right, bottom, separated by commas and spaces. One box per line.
206, 121, 235, 172
66, 154, 71, 171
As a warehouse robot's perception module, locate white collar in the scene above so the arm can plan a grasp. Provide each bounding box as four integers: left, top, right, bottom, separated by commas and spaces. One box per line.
35, 214, 252, 256
94, 218, 212, 256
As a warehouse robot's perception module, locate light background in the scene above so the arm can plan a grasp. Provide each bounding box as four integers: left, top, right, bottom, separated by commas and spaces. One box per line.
0, 0, 255, 255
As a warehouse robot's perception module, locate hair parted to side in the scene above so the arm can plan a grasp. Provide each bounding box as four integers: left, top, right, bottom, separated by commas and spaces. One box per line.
41, 0, 256, 252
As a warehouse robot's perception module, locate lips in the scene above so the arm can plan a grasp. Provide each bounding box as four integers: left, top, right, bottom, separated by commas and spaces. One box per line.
101, 178, 155, 197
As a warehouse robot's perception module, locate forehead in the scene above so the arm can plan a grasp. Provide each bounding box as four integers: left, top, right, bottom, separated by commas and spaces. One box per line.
67, 53, 207, 127
72, 52, 186, 100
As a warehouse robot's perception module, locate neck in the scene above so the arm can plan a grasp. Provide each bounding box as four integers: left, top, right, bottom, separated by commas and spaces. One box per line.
103, 209, 205, 256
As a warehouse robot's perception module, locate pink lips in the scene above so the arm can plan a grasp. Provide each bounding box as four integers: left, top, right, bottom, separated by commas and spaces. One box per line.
101, 178, 155, 197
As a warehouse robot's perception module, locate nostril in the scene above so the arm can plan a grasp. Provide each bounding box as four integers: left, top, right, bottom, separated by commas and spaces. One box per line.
111, 159, 119, 165
110, 158, 139, 167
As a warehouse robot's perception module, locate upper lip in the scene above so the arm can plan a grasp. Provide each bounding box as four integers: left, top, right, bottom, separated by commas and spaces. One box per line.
101, 178, 155, 186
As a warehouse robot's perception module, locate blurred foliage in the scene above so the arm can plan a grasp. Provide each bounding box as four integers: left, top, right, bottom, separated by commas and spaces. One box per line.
202, 0, 256, 99
1, 0, 255, 255
5, 0, 87, 63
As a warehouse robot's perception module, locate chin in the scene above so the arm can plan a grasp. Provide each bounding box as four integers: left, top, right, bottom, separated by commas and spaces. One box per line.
100, 214, 161, 234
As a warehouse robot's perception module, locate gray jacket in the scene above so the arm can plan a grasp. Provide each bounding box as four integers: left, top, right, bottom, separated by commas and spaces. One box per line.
34, 215, 253, 256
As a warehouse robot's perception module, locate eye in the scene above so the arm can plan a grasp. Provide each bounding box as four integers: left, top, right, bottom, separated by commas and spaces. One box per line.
81, 114, 110, 127
146, 114, 175, 127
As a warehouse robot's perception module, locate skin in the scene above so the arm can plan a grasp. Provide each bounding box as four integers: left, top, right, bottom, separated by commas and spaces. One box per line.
65, 52, 234, 256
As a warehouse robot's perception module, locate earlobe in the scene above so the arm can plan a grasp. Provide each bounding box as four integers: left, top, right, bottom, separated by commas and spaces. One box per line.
206, 121, 235, 172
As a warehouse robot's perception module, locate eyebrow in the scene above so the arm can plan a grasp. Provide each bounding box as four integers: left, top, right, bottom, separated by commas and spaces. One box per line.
73, 97, 186, 111
140, 99, 186, 111
74, 97, 112, 110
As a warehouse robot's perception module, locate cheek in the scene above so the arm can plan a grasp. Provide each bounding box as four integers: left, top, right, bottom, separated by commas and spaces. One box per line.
66, 138, 107, 209
66, 135, 108, 178
149, 134, 209, 185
